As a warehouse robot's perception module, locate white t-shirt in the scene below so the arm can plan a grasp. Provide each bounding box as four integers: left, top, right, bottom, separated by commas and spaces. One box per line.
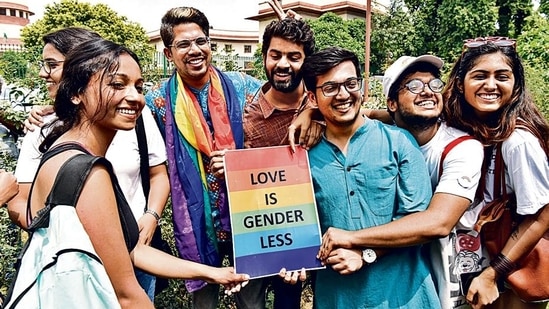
14, 105, 167, 220
420, 122, 486, 309
485, 128, 549, 215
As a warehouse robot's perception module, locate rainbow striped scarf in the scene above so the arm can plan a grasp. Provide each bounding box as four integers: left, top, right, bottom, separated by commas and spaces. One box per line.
164, 66, 243, 292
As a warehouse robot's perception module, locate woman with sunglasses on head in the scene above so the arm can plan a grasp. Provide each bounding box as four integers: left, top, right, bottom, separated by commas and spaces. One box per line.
444, 37, 549, 309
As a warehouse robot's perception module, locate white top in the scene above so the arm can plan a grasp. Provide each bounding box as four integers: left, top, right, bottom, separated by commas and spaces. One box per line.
14, 106, 167, 220
485, 128, 549, 215
420, 122, 486, 309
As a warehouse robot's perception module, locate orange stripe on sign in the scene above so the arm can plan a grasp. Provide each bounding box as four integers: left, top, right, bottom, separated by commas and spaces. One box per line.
224, 146, 309, 171
226, 164, 311, 191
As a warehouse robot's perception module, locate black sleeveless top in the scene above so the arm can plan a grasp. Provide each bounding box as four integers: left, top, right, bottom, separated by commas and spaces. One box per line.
28, 142, 139, 252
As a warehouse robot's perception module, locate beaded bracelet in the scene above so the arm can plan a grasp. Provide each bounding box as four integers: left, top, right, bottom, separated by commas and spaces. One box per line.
145, 209, 161, 222
490, 253, 517, 278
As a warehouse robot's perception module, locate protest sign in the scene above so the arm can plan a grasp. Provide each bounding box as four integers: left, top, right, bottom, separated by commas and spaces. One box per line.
224, 146, 324, 278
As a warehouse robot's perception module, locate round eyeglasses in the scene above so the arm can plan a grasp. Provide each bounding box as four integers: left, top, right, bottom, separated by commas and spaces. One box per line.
169, 36, 210, 52
38, 60, 64, 74
316, 77, 363, 97
401, 78, 444, 94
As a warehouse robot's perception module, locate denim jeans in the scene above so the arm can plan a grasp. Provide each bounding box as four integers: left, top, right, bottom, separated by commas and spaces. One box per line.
135, 268, 156, 301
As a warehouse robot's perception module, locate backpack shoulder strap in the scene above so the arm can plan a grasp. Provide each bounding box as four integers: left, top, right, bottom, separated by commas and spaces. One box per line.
45, 154, 107, 207
135, 114, 150, 210
438, 135, 475, 178
28, 153, 111, 230
26, 142, 92, 227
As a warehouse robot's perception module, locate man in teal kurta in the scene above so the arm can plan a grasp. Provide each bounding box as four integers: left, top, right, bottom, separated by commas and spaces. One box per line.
301, 47, 441, 308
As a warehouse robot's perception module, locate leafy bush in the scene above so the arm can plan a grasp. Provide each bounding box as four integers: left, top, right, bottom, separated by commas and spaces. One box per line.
0, 152, 23, 299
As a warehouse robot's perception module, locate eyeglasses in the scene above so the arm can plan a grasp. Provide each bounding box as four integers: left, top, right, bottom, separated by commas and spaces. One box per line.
169, 36, 210, 52
316, 77, 363, 97
38, 60, 64, 74
463, 36, 516, 50
400, 78, 445, 94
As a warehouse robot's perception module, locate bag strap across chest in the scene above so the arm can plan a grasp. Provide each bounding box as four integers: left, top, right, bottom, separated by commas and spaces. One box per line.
438, 135, 475, 178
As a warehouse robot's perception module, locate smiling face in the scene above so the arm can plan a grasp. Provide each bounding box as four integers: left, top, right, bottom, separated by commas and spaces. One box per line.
264, 37, 305, 93
308, 61, 363, 130
163, 22, 212, 89
39, 43, 65, 99
77, 53, 145, 132
388, 71, 443, 129
461, 52, 515, 118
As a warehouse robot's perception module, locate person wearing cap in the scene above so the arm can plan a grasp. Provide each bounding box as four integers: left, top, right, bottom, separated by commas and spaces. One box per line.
299, 46, 440, 308
317, 54, 485, 309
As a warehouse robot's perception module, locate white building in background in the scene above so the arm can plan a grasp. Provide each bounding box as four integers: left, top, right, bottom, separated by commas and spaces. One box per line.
247, 0, 388, 39
146, 0, 386, 73
0, 0, 33, 52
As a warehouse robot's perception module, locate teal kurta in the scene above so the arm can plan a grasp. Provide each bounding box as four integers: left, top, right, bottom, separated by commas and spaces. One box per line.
309, 119, 441, 309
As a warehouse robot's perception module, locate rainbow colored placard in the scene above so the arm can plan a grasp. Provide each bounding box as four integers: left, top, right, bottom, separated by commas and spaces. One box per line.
224, 146, 324, 278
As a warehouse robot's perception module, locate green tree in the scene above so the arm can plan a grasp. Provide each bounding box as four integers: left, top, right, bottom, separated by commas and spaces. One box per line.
403, 0, 498, 63
517, 12, 549, 119
0, 51, 28, 83
250, 44, 267, 81
370, 0, 417, 75
20, 0, 155, 80
496, 0, 532, 37
540, 0, 549, 15
307, 13, 365, 64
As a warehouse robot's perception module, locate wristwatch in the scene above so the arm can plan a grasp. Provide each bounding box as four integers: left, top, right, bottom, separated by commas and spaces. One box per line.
362, 248, 377, 264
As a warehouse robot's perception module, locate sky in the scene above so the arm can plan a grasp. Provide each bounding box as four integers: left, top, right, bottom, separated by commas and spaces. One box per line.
27, 0, 260, 32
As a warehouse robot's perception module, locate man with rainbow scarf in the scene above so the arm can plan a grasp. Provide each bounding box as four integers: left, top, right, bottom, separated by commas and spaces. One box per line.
145, 7, 262, 308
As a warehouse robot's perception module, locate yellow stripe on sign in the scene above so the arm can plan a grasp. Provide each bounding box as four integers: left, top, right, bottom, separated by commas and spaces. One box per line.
228, 183, 315, 213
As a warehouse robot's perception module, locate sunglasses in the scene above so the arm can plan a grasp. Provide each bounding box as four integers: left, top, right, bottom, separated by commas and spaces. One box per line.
463, 36, 516, 50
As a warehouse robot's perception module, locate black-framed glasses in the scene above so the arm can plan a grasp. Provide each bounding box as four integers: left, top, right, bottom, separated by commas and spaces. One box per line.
400, 78, 445, 94
169, 36, 210, 52
316, 77, 363, 97
463, 36, 516, 50
38, 60, 64, 74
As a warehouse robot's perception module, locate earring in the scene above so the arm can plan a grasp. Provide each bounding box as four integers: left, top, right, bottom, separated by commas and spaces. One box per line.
71, 97, 81, 105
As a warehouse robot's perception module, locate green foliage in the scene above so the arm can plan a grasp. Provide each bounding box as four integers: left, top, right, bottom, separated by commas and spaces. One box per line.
518, 12, 549, 120
0, 152, 22, 300
370, 0, 417, 74
541, 0, 549, 15
213, 47, 242, 72
495, 0, 533, 37
20, 0, 155, 80
250, 44, 267, 81
0, 51, 28, 83
307, 13, 365, 64
0, 101, 27, 134
436, 1, 498, 62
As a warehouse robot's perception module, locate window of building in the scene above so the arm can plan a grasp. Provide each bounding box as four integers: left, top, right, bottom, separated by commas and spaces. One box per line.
10, 9, 16, 16
210, 42, 217, 51
19, 11, 24, 18
244, 45, 252, 53
0, 8, 6, 15
224, 44, 233, 53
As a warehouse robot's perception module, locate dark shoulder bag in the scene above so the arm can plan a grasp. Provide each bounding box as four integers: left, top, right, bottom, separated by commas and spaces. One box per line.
474, 143, 549, 303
